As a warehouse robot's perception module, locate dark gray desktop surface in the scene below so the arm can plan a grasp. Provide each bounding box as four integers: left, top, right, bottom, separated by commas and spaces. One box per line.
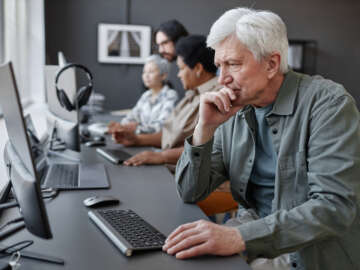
1, 144, 250, 269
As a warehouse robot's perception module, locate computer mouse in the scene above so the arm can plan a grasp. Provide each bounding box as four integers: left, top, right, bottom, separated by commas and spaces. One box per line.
85, 140, 106, 147
83, 195, 120, 208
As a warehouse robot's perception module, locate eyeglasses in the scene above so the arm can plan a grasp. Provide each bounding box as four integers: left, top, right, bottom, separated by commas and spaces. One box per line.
153, 39, 172, 51
157, 39, 171, 47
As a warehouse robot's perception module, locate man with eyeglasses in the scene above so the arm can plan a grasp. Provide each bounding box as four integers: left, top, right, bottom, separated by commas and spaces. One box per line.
154, 20, 188, 98
154, 20, 188, 62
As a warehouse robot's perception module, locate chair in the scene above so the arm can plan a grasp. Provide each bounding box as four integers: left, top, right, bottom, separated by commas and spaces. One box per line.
196, 181, 238, 219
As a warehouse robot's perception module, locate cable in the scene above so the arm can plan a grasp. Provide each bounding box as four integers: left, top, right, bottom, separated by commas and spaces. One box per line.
0, 239, 33, 258
0, 188, 59, 211
0, 222, 25, 241
0, 217, 24, 231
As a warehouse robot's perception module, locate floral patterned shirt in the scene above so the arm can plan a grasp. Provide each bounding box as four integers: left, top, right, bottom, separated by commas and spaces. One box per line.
121, 85, 178, 134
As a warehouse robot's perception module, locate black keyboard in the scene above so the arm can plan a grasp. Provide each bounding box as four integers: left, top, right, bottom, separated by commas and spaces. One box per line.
43, 164, 79, 188
88, 209, 166, 256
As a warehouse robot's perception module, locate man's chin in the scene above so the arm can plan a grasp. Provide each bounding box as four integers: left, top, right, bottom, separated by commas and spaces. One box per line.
161, 53, 176, 62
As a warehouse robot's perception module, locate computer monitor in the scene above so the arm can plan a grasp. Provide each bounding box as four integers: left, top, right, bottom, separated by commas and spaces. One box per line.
44, 64, 80, 152
0, 179, 11, 220
0, 61, 52, 239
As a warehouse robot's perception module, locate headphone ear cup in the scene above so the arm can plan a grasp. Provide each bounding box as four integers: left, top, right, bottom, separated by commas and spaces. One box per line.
57, 88, 75, 111
76, 85, 92, 108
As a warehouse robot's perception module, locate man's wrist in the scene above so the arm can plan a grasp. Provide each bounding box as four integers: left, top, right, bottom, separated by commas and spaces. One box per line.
192, 122, 217, 146
231, 227, 246, 254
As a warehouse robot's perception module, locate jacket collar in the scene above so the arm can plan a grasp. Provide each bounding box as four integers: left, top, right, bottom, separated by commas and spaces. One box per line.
271, 70, 302, 116
239, 70, 302, 116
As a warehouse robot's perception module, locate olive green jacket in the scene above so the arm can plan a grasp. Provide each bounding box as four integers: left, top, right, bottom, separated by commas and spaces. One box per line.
175, 71, 360, 270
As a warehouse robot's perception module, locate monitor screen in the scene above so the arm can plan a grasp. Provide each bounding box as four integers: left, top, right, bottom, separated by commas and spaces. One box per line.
0, 61, 52, 239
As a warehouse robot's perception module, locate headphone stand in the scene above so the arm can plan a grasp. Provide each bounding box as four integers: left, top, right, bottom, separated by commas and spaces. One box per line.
46, 123, 81, 162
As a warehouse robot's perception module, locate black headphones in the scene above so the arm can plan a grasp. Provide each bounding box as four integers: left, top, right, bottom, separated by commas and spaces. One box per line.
55, 63, 93, 112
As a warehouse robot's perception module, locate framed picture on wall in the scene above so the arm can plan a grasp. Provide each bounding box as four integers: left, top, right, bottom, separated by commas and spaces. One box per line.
98, 23, 151, 64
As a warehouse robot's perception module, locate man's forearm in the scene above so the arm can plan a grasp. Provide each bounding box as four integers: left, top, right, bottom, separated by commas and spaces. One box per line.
192, 123, 217, 146
136, 131, 162, 147
160, 147, 184, 164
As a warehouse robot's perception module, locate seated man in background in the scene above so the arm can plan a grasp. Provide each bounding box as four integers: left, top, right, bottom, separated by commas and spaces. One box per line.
154, 20, 189, 98
155, 19, 188, 62
163, 7, 360, 270
112, 35, 221, 166
108, 55, 178, 134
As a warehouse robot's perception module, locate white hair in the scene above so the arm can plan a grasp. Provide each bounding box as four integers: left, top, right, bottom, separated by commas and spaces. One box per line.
207, 8, 289, 73
145, 54, 170, 76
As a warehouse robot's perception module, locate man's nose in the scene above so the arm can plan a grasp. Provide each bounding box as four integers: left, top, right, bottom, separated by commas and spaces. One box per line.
218, 68, 232, 86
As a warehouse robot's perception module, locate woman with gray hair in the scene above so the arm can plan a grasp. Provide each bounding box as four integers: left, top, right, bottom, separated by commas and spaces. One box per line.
109, 54, 178, 134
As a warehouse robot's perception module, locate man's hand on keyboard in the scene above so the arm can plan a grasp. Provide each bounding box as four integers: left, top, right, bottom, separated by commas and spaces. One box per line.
123, 151, 165, 166
163, 219, 245, 259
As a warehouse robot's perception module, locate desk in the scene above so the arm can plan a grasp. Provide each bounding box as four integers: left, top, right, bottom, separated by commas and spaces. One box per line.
1, 144, 251, 269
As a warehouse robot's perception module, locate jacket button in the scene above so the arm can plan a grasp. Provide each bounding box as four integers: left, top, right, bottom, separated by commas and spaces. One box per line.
272, 128, 278, 135
193, 152, 200, 157
292, 262, 297, 268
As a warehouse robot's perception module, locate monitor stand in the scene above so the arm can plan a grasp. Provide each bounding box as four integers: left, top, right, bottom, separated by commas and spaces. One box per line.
0, 181, 65, 265
46, 120, 81, 162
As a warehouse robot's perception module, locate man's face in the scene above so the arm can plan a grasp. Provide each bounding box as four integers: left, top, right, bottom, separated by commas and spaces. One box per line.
176, 56, 198, 90
155, 31, 176, 62
214, 36, 271, 107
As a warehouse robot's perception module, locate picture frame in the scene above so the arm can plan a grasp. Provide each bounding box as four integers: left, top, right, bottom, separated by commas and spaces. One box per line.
98, 23, 151, 64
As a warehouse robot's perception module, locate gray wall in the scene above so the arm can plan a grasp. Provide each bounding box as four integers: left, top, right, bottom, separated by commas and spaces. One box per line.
45, 0, 360, 110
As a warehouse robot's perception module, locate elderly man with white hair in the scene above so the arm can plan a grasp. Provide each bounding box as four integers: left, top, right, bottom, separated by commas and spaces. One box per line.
163, 7, 360, 270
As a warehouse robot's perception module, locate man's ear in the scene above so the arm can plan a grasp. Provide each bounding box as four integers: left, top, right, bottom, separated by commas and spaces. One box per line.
194, 63, 204, 78
266, 52, 281, 79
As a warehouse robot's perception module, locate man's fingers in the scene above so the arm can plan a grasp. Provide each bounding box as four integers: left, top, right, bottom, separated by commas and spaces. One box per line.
221, 87, 237, 100
165, 222, 198, 244
205, 93, 227, 113
175, 242, 210, 260
166, 233, 207, 256
163, 227, 201, 252
217, 90, 233, 112
203, 91, 234, 114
